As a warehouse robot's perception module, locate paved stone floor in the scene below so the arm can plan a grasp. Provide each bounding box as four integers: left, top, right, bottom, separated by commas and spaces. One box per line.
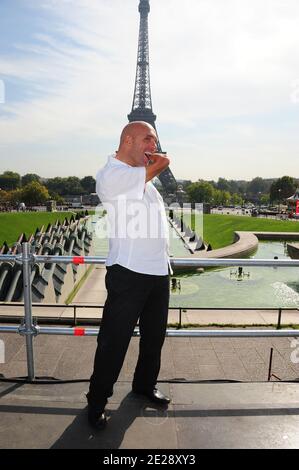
1, 329, 299, 449
1, 331, 299, 383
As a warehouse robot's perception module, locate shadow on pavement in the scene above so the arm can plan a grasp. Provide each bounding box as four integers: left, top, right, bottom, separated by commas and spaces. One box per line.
51, 392, 146, 449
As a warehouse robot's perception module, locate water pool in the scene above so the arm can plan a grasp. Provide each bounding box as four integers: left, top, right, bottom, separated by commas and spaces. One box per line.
170, 241, 299, 309
88, 215, 299, 309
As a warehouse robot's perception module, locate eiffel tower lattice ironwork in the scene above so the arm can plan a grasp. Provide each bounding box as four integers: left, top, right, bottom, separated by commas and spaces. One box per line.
128, 0, 177, 195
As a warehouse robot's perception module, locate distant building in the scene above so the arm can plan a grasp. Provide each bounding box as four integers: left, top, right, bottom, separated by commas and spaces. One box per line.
62, 193, 100, 207
46, 200, 56, 212
63, 195, 83, 204
286, 188, 299, 217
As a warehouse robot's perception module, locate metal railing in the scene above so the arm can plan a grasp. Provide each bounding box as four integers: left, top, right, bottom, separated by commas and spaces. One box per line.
1, 242, 299, 380
0, 303, 295, 330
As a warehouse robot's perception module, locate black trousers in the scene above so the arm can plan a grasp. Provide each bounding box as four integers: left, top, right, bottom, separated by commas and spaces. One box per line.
88, 264, 170, 410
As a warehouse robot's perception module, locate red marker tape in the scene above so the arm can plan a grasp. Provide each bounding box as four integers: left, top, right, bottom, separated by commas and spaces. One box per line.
72, 256, 85, 265
74, 328, 85, 336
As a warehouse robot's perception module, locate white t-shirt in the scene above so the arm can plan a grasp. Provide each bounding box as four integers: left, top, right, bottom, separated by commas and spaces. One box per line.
96, 154, 171, 275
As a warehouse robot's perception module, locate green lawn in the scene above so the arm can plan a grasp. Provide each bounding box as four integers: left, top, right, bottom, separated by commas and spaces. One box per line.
4, 211, 298, 251
184, 214, 299, 249
0, 212, 77, 247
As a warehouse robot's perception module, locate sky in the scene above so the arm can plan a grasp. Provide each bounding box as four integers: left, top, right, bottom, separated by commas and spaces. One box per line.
0, 0, 299, 181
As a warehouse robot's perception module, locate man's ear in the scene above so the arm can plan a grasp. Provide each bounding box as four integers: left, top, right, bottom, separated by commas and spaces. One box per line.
125, 135, 133, 146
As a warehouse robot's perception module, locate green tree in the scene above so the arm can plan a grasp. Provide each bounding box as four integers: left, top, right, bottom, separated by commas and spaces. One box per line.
80, 176, 96, 194
246, 177, 270, 203
216, 177, 230, 192
0, 189, 9, 203
260, 194, 270, 205
45, 177, 65, 195
247, 177, 267, 196
177, 180, 192, 190
21, 173, 41, 186
49, 191, 65, 204
64, 177, 84, 195
21, 181, 50, 205
7, 188, 23, 205
0, 171, 21, 190
212, 189, 223, 205
237, 180, 248, 197
231, 193, 243, 205
270, 176, 296, 203
221, 190, 231, 205
186, 181, 214, 203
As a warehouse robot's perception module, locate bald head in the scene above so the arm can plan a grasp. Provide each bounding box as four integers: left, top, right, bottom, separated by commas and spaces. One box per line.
116, 121, 158, 167
119, 121, 155, 147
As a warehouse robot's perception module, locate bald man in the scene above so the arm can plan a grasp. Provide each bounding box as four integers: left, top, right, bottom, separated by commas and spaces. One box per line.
87, 122, 172, 429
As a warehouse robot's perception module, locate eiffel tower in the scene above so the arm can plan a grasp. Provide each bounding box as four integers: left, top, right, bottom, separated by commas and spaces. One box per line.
128, 0, 177, 196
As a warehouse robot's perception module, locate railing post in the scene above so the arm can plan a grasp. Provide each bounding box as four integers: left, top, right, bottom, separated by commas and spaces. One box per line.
74, 306, 77, 326
178, 308, 182, 329
21, 242, 35, 381
267, 348, 273, 381
277, 308, 282, 330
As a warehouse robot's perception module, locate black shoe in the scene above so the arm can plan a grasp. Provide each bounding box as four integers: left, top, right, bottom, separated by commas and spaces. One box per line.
132, 387, 171, 405
87, 407, 107, 430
